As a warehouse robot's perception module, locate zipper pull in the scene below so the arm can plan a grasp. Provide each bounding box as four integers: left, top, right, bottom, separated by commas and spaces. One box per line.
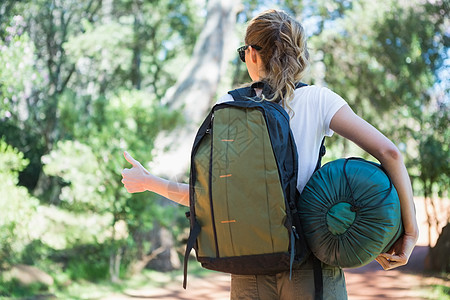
206, 113, 214, 134
292, 226, 300, 239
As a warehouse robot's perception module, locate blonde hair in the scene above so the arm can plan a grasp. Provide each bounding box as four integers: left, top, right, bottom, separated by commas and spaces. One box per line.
245, 9, 310, 109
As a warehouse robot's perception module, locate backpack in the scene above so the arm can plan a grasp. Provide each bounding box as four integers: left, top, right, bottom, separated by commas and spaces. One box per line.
183, 82, 324, 298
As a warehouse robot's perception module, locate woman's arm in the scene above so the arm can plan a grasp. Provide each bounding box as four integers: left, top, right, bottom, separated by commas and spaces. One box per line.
330, 105, 419, 270
121, 151, 190, 207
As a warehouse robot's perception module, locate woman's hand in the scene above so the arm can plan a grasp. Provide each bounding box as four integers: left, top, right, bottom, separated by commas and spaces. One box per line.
331, 105, 419, 270
375, 232, 418, 270
121, 151, 151, 193
120, 151, 190, 205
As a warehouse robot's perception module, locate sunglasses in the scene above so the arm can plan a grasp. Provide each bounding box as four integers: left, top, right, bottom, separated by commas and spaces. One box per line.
237, 45, 262, 62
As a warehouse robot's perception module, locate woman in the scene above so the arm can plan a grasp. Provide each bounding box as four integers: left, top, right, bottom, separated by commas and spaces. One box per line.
121, 9, 418, 300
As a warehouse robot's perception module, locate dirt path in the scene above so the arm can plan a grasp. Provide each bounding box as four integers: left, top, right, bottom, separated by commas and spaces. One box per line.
344, 246, 436, 300
104, 246, 446, 300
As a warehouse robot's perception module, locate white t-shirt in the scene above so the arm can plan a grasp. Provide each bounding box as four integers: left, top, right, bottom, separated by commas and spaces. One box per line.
216, 85, 347, 193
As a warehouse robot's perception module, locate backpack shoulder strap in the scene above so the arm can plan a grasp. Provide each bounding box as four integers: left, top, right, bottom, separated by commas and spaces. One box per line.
228, 81, 308, 102
295, 82, 308, 88
228, 86, 255, 101
314, 138, 326, 172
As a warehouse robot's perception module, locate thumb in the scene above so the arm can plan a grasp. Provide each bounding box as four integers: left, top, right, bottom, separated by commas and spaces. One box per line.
124, 151, 139, 167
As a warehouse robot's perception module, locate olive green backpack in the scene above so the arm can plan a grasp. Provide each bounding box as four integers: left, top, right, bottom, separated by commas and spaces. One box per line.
183, 83, 324, 300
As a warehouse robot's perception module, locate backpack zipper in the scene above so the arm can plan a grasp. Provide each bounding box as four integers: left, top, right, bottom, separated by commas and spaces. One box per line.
207, 112, 220, 258
206, 112, 214, 133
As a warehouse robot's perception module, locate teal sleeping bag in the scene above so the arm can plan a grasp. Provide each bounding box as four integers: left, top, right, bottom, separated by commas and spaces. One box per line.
298, 157, 403, 268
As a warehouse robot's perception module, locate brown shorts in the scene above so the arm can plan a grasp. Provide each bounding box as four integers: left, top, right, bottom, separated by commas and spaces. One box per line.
230, 257, 347, 300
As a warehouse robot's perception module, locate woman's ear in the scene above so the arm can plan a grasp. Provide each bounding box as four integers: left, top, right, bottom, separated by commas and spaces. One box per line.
250, 46, 259, 63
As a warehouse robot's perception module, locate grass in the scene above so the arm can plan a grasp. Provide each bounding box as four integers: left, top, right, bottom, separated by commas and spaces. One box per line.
416, 272, 450, 300
418, 284, 450, 300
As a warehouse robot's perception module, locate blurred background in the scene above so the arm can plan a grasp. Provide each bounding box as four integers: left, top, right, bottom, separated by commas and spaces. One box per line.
0, 0, 448, 299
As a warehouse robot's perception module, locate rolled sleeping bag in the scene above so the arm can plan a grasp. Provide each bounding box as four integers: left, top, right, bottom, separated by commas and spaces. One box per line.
298, 157, 403, 268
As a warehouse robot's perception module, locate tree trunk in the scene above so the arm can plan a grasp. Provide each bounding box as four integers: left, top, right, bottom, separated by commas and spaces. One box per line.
131, 1, 143, 90
423, 186, 433, 247
146, 0, 239, 271
150, 0, 239, 178
109, 247, 122, 283
129, 246, 165, 275
425, 223, 450, 273
146, 222, 181, 271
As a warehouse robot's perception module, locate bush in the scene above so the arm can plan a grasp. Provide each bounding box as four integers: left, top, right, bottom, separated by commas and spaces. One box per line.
0, 277, 48, 298
52, 243, 111, 282
0, 139, 39, 267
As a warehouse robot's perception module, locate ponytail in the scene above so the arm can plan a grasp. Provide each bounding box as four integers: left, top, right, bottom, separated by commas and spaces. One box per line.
245, 10, 310, 111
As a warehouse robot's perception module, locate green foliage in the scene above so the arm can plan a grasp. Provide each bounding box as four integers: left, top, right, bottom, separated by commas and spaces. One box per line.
0, 138, 28, 174
0, 0, 194, 278
21, 240, 54, 265
422, 284, 450, 300
27, 205, 114, 250
63, 0, 202, 99
66, 259, 108, 282
413, 108, 450, 198
0, 140, 39, 267
59, 244, 111, 282
313, 0, 447, 115
0, 14, 48, 190
0, 19, 41, 119
0, 277, 48, 298
63, 22, 134, 95
311, 0, 449, 197
43, 88, 182, 211
42, 140, 106, 211
0, 0, 448, 290
0, 15, 41, 127
41, 87, 183, 278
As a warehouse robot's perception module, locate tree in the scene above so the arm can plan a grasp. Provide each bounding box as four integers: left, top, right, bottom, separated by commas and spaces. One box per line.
312, 0, 449, 249
0, 140, 39, 269
43, 89, 181, 280
0, 0, 103, 198
146, 0, 241, 271
0, 0, 206, 281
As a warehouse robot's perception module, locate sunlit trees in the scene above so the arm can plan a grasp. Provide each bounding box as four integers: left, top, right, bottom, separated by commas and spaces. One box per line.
0, 141, 39, 269
0, 0, 202, 282
311, 0, 449, 256
0, 0, 448, 292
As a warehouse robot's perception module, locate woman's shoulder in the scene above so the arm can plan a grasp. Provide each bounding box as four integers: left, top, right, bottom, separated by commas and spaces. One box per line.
293, 85, 345, 104
291, 85, 347, 119
294, 84, 337, 97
